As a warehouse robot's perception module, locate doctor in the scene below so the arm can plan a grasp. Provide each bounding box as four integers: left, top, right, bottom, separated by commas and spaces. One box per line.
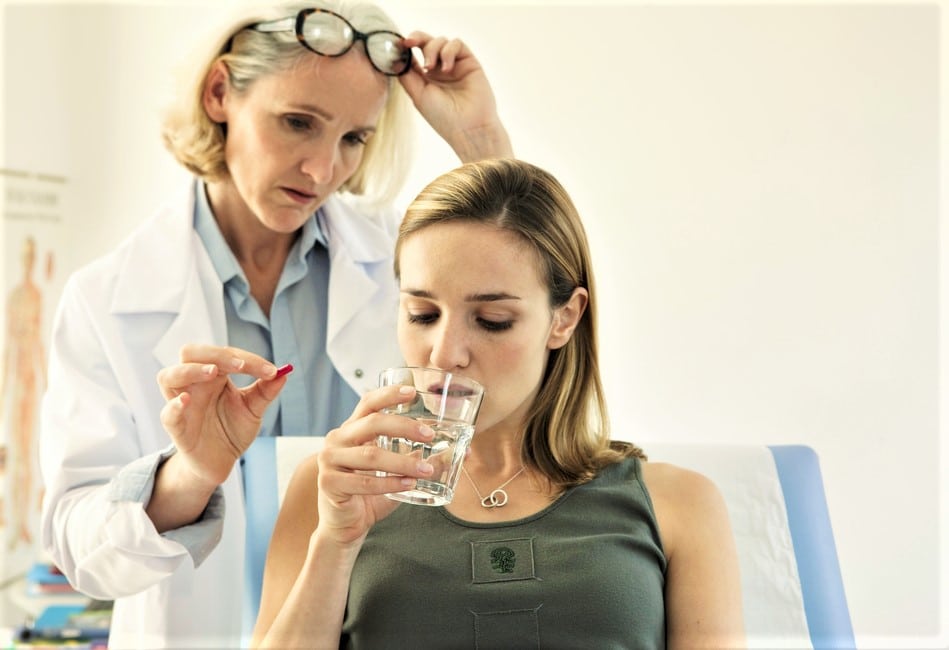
38, 2, 512, 648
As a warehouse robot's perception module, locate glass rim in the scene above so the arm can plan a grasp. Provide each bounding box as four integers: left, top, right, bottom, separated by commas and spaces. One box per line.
379, 366, 485, 393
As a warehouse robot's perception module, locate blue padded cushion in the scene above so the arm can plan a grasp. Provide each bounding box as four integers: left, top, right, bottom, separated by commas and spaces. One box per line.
241, 437, 279, 634
770, 445, 855, 649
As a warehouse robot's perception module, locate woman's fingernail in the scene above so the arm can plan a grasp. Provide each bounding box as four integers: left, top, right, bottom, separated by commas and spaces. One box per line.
419, 424, 435, 439
231, 357, 245, 370
399, 385, 414, 395
203, 364, 216, 375
417, 462, 434, 475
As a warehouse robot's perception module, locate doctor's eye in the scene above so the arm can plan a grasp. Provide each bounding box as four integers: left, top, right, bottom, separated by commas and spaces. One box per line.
343, 130, 370, 147
284, 114, 313, 132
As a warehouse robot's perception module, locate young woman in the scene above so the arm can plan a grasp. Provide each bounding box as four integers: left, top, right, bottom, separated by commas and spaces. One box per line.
160, 159, 746, 648
39, 2, 511, 647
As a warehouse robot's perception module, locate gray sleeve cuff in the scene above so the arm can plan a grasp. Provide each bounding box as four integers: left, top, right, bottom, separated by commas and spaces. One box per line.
109, 445, 226, 567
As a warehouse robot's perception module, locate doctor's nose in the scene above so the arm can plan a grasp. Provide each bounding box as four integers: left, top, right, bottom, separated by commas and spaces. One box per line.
300, 141, 338, 186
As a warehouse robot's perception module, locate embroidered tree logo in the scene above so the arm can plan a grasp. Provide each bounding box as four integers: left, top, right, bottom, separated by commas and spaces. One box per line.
489, 546, 516, 574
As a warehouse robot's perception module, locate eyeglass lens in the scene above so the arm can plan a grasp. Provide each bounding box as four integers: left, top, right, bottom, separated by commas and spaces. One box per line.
301, 10, 409, 75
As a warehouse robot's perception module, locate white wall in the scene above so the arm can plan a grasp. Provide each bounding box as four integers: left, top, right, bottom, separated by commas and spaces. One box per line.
1, 1, 945, 647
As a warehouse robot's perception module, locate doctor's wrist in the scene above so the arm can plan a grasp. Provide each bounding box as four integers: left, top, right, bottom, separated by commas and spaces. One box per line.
146, 451, 220, 532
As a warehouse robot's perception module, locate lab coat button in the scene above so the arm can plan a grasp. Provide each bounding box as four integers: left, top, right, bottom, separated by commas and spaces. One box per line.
354, 368, 364, 378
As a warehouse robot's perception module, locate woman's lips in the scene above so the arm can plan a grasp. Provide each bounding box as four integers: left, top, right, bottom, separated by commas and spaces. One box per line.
428, 383, 475, 397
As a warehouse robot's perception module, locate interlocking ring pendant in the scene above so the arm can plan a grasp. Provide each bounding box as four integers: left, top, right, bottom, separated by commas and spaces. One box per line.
463, 465, 524, 509
480, 488, 510, 508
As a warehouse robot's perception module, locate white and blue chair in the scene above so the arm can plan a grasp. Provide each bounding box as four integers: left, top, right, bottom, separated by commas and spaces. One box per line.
646, 443, 854, 649
243, 439, 855, 648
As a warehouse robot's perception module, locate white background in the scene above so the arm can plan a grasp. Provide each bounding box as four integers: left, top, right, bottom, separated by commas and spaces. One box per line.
1, 1, 945, 647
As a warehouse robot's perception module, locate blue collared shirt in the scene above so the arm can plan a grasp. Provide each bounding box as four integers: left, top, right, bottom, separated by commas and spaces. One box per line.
193, 182, 359, 438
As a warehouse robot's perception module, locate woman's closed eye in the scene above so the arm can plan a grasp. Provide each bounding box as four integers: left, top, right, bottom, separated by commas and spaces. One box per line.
477, 317, 513, 332
406, 311, 514, 332
407, 312, 438, 326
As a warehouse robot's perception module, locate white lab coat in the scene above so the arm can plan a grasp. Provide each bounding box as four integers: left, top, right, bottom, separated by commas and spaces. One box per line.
39, 184, 403, 649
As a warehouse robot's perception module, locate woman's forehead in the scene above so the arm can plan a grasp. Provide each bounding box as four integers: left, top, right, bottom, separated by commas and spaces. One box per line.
403, 220, 531, 257
399, 221, 546, 289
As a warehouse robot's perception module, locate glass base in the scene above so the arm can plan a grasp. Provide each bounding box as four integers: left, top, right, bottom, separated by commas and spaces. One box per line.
386, 480, 453, 507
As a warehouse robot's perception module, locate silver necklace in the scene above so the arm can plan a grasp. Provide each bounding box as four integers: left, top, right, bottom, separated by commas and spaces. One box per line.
461, 465, 526, 508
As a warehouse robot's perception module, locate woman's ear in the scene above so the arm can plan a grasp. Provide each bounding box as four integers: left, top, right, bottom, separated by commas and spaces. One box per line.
202, 60, 230, 123
547, 287, 589, 350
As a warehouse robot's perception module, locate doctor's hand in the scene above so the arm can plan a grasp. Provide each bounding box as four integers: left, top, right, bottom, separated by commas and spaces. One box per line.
157, 344, 290, 487
399, 32, 513, 162
314, 385, 436, 547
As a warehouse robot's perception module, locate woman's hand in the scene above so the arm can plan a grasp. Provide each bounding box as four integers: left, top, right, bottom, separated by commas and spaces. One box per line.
156, 344, 289, 488
315, 384, 437, 546
399, 32, 513, 162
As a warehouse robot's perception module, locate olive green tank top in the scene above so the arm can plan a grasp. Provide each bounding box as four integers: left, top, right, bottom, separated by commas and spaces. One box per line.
342, 457, 667, 649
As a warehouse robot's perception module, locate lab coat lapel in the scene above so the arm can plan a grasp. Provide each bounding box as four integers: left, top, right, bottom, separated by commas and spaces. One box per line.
152, 244, 224, 369
110, 187, 226, 369
322, 196, 394, 346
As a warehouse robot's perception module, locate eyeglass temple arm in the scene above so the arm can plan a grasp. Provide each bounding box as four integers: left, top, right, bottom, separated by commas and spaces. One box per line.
250, 17, 295, 33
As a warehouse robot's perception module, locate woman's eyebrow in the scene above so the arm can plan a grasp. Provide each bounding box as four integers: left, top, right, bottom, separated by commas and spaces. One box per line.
400, 288, 521, 302
465, 292, 521, 302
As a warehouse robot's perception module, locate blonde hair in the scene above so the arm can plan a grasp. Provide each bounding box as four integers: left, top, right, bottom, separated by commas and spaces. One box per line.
396, 159, 645, 488
161, 1, 414, 206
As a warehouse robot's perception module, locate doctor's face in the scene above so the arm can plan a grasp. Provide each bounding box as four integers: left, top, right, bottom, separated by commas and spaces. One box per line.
203, 50, 388, 234
397, 221, 568, 435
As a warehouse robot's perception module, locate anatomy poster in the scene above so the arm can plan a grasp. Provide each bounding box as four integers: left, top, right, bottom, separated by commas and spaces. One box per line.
0, 169, 67, 581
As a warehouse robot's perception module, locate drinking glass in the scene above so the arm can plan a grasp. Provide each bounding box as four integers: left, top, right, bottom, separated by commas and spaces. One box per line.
377, 367, 484, 506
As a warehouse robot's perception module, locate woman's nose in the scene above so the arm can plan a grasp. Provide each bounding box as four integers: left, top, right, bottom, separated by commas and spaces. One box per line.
429, 323, 470, 371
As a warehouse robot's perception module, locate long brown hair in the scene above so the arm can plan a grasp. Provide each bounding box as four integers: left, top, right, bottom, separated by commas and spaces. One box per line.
395, 159, 644, 488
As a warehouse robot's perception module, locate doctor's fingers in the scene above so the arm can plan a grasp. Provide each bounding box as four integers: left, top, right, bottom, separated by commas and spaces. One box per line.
159, 390, 193, 439
176, 343, 279, 380
156, 362, 221, 401
403, 32, 464, 73
236, 372, 291, 420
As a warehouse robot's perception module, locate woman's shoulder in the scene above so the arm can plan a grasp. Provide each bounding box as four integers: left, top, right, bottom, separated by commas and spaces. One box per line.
284, 452, 320, 502
638, 461, 746, 644
639, 460, 732, 555
640, 460, 721, 502
596, 454, 720, 499
273, 452, 321, 538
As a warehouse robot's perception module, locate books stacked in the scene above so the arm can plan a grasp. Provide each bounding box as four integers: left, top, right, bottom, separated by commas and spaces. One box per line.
10, 564, 112, 648
24, 564, 77, 597
12, 600, 112, 649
